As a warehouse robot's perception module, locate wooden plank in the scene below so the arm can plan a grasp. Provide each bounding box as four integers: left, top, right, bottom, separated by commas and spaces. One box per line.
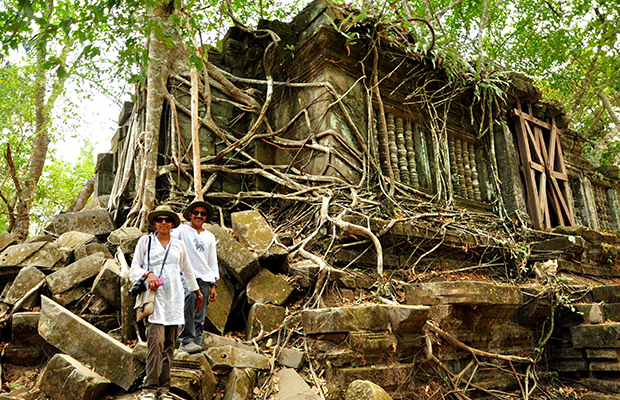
550, 171, 568, 181
530, 161, 545, 173
534, 125, 549, 168
548, 178, 566, 225
539, 172, 550, 228
524, 120, 545, 165
548, 122, 557, 169
511, 108, 552, 130
513, 114, 543, 228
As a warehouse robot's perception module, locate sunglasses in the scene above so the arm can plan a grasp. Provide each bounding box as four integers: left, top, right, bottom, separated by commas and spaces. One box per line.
154, 217, 174, 223
192, 211, 209, 217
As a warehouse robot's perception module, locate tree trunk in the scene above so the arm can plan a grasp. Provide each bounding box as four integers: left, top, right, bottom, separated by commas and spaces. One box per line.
595, 91, 620, 159
68, 174, 95, 212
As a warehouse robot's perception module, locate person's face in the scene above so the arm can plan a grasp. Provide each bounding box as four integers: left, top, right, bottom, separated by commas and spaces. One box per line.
189, 206, 208, 228
153, 216, 174, 233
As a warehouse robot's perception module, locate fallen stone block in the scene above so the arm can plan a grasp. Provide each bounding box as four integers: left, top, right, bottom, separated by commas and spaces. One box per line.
170, 352, 217, 400
586, 349, 620, 360
0, 232, 16, 253
39, 354, 111, 400
46, 252, 106, 294
326, 364, 413, 394
231, 209, 288, 264
277, 348, 305, 369
46, 209, 116, 237
22, 242, 69, 271
202, 332, 257, 353
11, 312, 44, 345
348, 331, 397, 355
275, 368, 320, 400
206, 224, 260, 284
56, 231, 97, 250
205, 345, 270, 372
246, 268, 294, 305
345, 380, 393, 400
81, 314, 120, 333
404, 281, 522, 306
581, 378, 620, 394
0, 242, 68, 280
2, 343, 53, 365
205, 275, 234, 335
593, 285, 620, 304
83, 195, 110, 211
75, 243, 112, 261
4, 265, 45, 310
92, 259, 121, 308
88, 295, 113, 315
247, 303, 285, 339
53, 286, 88, 307
386, 305, 430, 335
530, 235, 586, 256
223, 368, 256, 400
571, 323, 620, 349
38, 296, 139, 390
107, 227, 143, 255
302, 305, 390, 334
549, 359, 589, 372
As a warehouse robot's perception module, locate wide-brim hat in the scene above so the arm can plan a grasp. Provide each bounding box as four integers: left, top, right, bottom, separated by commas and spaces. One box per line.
183, 201, 214, 222
147, 205, 181, 228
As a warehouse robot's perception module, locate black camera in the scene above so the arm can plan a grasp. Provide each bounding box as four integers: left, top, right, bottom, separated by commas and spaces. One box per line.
129, 276, 148, 296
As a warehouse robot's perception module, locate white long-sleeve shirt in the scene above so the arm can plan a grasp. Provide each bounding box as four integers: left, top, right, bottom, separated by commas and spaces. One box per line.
171, 224, 219, 283
130, 235, 199, 325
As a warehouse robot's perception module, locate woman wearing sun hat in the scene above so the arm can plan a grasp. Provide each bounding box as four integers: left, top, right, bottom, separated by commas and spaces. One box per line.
130, 205, 203, 400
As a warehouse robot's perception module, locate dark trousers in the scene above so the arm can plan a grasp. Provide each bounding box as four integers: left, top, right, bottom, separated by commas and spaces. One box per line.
144, 323, 178, 395
179, 278, 210, 346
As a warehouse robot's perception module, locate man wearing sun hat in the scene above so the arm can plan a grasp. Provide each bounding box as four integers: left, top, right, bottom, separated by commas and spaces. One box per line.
171, 200, 219, 354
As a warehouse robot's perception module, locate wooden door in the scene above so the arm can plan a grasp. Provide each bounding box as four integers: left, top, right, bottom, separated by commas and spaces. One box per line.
511, 99, 575, 229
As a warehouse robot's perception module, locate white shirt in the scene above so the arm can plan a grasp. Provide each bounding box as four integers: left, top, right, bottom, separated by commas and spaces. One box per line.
130, 235, 199, 325
171, 224, 219, 283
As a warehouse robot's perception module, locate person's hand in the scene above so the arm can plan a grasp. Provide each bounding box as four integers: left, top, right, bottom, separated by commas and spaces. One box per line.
146, 272, 159, 290
209, 285, 217, 303
195, 290, 204, 312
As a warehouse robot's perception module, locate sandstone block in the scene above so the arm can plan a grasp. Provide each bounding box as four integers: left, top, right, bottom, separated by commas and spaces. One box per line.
207, 224, 260, 284
205, 274, 234, 335
277, 348, 305, 369
386, 305, 430, 334
53, 287, 88, 307
38, 296, 139, 390
0, 232, 16, 252
345, 380, 393, 400
74, 243, 112, 261
275, 368, 320, 400
83, 195, 110, 211
348, 331, 397, 355
593, 286, 620, 304
46, 253, 106, 294
2, 343, 50, 365
39, 354, 111, 400
224, 368, 256, 400
56, 231, 97, 250
246, 268, 294, 305
5, 266, 45, 310
586, 349, 620, 360
46, 209, 116, 237
92, 259, 121, 308
404, 281, 522, 306
302, 306, 389, 334
327, 364, 413, 393
247, 303, 285, 339
530, 235, 585, 255
202, 332, 257, 353
107, 227, 143, 255
171, 367, 217, 400
205, 345, 270, 371
231, 210, 288, 263
571, 323, 620, 349
581, 378, 620, 394
11, 312, 43, 344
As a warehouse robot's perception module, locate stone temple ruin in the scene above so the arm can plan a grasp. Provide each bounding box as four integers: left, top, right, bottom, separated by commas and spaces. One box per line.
3, 1, 620, 399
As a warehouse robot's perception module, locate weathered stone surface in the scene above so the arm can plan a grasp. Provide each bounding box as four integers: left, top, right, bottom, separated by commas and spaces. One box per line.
386, 305, 430, 334
278, 348, 305, 369
107, 227, 143, 255
224, 368, 256, 400
275, 368, 320, 400
170, 352, 217, 400
207, 224, 260, 284
345, 380, 393, 400
92, 259, 121, 308
56, 231, 97, 250
38, 296, 139, 390
205, 345, 270, 371
582, 394, 620, 400
53, 287, 88, 307
302, 306, 389, 334
593, 285, 620, 303
12, 312, 43, 344
327, 364, 413, 393
202, 332, 257, 353
88, 295, 113, 315
0, 232, 16, 253
2, 343, 50, 365
404, 281, 522, 306
582, 378, 620, 394
205, 274, 234, 335
82, 195, 110, 211
5, 266, 45, 309
530, 235, 586, 255
348, 331, 397, 355
46, 209, 116, 237
231, 210, 288, 262
246, 268, 294, 305
0, 242, 67, 280
247, 303, 286, 339
571, 324, 620, 348
39, 354, 111, 400
586, 349, 620, 360
75, 243, 112, 261
591, 362, 620, 372
22, 242, 68, 271
46, 253, 106, 294
550, 360, 589, 372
